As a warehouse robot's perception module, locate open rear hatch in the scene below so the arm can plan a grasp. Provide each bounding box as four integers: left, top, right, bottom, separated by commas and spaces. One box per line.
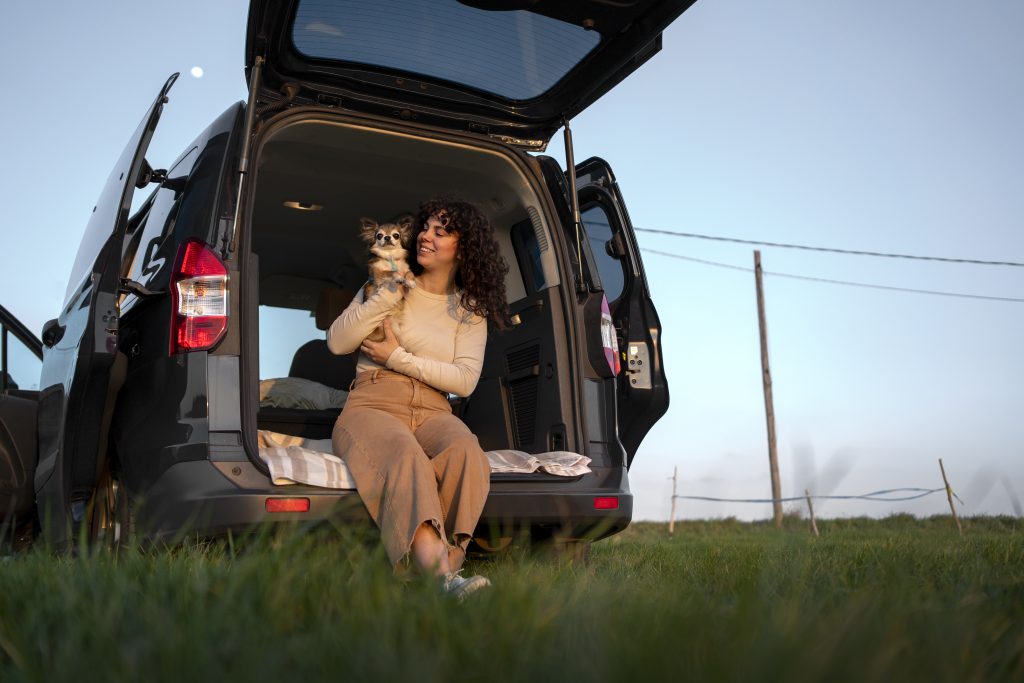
246, 0, 698, 147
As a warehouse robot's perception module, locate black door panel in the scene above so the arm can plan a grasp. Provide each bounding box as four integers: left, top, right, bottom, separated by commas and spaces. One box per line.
462, 289, 573, 456
35, 74, 178, 546
574, 157, 669, 466
0, 304, 43, 518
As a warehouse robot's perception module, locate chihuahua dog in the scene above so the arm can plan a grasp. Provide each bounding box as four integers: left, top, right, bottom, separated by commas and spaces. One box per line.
360, 214, 416, 341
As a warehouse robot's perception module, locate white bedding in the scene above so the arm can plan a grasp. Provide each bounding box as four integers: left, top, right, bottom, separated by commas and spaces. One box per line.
256, 429, 591, 489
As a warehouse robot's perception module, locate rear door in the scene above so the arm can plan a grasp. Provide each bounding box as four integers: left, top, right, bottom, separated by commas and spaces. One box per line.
1, 304, 43, 518
34, 74, 178, 545
247, 0, 698, 147
574, 157, 668, 465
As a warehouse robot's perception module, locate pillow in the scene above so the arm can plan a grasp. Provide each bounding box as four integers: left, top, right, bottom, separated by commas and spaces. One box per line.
259, 377, 348, 410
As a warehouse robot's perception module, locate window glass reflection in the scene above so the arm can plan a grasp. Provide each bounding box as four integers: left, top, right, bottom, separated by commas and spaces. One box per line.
3, 330, 42, 391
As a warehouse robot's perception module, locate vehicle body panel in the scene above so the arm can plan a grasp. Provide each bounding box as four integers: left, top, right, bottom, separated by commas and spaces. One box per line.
112, 104, 245, 500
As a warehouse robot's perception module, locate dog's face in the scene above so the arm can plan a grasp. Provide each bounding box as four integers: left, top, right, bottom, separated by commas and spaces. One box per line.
360, 215, 414, 251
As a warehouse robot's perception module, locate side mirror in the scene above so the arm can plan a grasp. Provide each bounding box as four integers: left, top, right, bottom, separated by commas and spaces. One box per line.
42, 318, 65, 348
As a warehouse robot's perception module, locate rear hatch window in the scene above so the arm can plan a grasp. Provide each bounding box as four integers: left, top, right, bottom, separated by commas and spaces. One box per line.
249, 0, 697, 144
293, 0, 601, 101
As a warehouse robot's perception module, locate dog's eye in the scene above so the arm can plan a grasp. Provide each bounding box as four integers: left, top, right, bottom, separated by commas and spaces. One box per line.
375, 233, 384, 240
391, 232, 401, 240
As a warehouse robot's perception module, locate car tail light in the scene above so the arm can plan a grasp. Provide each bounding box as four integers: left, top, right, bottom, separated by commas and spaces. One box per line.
170, 239, 228, 354
265, 497, 310, 513
593, 496, 619, 510
600, 295, 621, 376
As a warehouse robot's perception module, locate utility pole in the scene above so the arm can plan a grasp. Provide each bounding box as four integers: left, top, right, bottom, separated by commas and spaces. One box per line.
754, 250, 783, 527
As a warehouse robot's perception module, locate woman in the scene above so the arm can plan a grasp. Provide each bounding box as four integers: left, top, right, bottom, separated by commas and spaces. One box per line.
327, 197, 509, 599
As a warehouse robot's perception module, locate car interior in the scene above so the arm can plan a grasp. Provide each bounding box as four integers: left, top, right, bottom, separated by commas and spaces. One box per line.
248, 118, 572, 455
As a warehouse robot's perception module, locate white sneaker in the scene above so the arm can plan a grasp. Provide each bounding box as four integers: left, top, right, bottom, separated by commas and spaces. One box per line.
442, 571, 491, 601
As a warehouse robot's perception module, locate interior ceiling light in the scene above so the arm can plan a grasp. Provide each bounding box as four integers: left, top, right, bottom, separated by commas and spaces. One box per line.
283, 200, 323, 211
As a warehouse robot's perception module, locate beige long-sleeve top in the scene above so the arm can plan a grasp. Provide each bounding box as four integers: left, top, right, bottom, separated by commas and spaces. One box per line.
326, 283, 487, 397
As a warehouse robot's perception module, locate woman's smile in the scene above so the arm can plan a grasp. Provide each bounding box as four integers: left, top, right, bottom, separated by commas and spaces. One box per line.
417, 215, 458, 270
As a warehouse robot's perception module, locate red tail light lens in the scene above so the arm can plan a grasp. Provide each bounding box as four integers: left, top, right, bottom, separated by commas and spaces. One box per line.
600, 295, 620, 376
265, 497, 310, 513
593, 496, 619, 510
170, 240, 228, 354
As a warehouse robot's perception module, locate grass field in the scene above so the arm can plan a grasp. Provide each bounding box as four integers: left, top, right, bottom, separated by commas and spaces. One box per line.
1, 515, 1021, 682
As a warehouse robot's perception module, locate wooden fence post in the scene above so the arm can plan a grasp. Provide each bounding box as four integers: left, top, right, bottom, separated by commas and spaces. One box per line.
938, 458, 963, 536
668, 466, 678, 536
805, 489, 819, 537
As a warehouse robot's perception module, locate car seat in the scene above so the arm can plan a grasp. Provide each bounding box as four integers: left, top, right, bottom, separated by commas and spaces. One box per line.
288, 287, 358, 391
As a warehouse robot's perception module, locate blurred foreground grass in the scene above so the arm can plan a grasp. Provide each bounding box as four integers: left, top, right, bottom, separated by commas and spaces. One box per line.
1, 515, 1021, 682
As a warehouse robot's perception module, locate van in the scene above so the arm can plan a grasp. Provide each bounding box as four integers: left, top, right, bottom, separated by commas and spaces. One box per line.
0, 0, 683, 552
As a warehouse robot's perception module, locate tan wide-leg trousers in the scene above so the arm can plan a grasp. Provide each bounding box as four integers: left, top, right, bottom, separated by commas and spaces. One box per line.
332, 369, 490, 572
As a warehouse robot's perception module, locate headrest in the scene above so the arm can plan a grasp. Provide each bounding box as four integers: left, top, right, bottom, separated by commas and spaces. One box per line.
315, 287, 356, 330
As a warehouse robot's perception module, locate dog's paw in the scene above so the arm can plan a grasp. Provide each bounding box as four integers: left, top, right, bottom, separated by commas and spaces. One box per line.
391, 272, 416, 288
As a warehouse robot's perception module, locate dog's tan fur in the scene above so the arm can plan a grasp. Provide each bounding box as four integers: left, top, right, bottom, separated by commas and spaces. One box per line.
360, 214, 416, 342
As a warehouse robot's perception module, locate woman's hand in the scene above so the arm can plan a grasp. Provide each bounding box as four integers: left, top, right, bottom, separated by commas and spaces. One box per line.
361, 317, 400, 365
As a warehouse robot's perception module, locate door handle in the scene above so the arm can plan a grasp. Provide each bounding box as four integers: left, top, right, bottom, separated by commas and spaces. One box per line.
510, 298, 545, 325
504, 365, 540, 384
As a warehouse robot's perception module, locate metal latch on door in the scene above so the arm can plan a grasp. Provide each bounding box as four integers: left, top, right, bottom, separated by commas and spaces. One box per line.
624, 342, 652, 389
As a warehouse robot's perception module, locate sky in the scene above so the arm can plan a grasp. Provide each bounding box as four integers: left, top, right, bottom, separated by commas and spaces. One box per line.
1, 1, 1021, 522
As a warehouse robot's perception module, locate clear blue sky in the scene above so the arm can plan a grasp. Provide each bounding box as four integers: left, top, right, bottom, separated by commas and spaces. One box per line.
2, 1, 1021, 520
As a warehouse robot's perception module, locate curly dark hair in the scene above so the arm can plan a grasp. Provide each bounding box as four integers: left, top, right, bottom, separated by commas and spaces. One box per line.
412, 197, 511, 329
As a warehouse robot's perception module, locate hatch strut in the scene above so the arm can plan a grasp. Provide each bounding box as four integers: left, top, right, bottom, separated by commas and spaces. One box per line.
224, 56, 264, 259
562, 118, 586, 293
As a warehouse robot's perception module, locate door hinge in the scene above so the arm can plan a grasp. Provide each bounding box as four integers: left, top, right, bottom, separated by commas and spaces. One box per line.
136, 159, 168, 189
119, 278, 165, 299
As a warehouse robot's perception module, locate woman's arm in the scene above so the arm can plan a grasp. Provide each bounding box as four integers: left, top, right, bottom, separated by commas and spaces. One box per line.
384, 315, 487, 397
326, 284, 404, 355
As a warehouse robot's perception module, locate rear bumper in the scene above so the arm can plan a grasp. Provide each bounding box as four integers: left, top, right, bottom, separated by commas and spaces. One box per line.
136, 459, 632, 543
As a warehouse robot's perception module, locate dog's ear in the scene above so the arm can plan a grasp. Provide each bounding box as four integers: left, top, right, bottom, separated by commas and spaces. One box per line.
395, 213, 415, 242
359, 217, 378, 242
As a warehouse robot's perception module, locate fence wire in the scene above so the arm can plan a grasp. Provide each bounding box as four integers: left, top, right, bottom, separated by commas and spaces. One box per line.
674, 487, 961, 504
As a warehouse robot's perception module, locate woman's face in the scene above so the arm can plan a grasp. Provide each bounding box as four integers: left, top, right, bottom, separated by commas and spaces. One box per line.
417, 210, 460, 274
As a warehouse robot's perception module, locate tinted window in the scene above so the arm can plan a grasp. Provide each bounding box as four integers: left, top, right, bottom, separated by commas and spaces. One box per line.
581, 204, 624, 303
510, 219, 545, 295
292, 0, 601, 100
1, 327, 41, 391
